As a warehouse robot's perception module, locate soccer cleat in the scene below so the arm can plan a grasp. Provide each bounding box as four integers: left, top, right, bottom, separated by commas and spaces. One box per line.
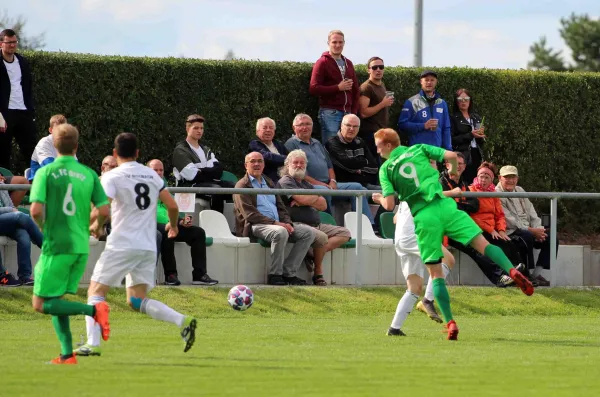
180, 316, 197, 353
387, 327, 407, 336
416, 299, 443, 323
0, 271, 21, 287
74, 344, 102, 356
48, 355, 78, 364
93, 301, 111, 341
445, 320, 459, 340
509, 268, 535, 296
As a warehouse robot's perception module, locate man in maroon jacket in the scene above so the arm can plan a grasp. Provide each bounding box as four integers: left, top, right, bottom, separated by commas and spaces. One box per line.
309, 30, 359, 144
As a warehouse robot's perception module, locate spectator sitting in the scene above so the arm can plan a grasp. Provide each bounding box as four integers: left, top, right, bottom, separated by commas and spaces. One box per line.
325, 114, 380, 190
29, 114, 74, 181
496, 165, 553, 286
450, 88, 485, 185
148, 159, 217, 287
248, 117, 289, 183
469, 162, 527, 282
440, 153, 512, 287
100, 155, 117, 176
285, 113, 375, 227
172, 114, 234, 214
0, 170, 28, 207
276, 150, 351, 286
398, 70, 451, 150
233, 152, 315, 286
0, 168, 43, 287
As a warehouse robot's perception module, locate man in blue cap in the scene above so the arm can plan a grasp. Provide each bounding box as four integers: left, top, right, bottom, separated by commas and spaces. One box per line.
397, 70, 452, 150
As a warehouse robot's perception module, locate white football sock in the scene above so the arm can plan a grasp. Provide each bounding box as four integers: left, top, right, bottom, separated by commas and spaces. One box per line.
534, 266, 544, 277
86, 296, 104, 346
140, 298, 185, 327
391, 290, 419, 330
424, 263, 450, 301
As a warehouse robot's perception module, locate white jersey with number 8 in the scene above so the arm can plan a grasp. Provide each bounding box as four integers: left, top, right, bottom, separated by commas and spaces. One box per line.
101, 161, 165, 252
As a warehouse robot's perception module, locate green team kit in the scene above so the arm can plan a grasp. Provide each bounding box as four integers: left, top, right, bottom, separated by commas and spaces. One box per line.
379, 144, 481, 264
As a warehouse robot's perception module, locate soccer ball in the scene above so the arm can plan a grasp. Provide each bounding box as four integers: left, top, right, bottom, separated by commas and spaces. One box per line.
227, 285, 254, 311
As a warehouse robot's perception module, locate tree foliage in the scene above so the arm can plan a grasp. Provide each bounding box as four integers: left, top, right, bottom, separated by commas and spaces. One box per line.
0, 10, 45, 50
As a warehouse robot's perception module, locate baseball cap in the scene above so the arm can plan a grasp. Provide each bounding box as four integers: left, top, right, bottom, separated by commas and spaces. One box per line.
419, 70, 438, 79
499, 165, 518, 177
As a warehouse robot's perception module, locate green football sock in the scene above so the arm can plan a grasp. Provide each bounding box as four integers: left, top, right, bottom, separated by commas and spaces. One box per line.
484, 244, 514, 273
432, 278, 453, 323
43, 299, 94, 317
52, 316, 73, 356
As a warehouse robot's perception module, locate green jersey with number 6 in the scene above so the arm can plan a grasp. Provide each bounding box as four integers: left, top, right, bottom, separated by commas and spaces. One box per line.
30, 156, 109, 255
379, 144, 447, 215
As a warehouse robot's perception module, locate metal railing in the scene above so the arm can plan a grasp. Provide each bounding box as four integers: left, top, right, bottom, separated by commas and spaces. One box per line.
3, 183, 600, 286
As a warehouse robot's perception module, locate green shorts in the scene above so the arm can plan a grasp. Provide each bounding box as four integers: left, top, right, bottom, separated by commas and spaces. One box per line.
413, 197, 481, 264
33, 253, 89, 298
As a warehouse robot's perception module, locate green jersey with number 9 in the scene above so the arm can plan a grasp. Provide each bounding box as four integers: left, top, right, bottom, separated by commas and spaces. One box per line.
30, 156, 109, 255
379, 144, 447, 215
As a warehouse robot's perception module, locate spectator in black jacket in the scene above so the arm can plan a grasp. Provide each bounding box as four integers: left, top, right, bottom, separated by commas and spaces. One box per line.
450, 88, 485, 185
248, 117, 288, 183
325, 114, 379, 189
0, 29, 37, 171
172, 114, 234, 213
440, 152, 513, 288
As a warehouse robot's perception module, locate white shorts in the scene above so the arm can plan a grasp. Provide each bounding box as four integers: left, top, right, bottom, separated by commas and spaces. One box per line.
395, 202, 426, 279
91, 249, 156, 290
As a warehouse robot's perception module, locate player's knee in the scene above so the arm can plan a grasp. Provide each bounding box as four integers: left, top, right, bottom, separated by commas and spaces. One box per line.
31, 297, 44, 313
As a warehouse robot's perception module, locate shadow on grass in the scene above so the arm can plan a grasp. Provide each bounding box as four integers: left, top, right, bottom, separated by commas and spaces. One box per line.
535, 288, 600, 310
495, 337, 600, 348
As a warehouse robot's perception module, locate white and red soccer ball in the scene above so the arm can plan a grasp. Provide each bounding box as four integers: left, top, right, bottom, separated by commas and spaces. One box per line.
227, 285, 254, 311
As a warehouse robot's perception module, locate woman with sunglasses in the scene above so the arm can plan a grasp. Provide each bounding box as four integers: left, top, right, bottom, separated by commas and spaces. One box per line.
450, 88, 485, 185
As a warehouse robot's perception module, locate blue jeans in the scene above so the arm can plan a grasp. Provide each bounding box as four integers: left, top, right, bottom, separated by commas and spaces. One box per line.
318, 108, 348, 144
0, 211, 44, 279
311, 183, 375, 225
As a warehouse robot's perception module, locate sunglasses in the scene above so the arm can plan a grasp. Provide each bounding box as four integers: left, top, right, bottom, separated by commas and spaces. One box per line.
370, 65, 385, 70
457, 97, 471, 102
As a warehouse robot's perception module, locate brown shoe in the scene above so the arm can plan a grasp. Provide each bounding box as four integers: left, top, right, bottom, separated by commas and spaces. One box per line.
535, 275, 550, 286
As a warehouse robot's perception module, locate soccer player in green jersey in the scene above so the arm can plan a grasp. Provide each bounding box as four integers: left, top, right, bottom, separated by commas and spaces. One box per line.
372, 128, 534, 340
30, 123, 111, 364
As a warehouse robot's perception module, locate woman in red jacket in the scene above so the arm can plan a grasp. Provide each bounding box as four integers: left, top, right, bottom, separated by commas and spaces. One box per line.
469, 162, 524, 271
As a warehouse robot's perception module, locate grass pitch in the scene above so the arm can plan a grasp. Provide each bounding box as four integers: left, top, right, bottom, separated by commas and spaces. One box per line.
2, 286, 600, 397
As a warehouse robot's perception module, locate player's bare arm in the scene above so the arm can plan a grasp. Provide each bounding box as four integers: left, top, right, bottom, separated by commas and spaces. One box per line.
372, 192, 396, 211
90, 203, 110, 237
443, 150, 459, 177
30, 202, 45, 230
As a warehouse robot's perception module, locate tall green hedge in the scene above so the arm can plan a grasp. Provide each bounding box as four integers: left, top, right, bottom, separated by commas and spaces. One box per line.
19, 51, 600, 232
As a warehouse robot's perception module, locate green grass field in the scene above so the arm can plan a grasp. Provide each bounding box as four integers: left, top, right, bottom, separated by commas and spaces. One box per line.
2, 286, 600, 397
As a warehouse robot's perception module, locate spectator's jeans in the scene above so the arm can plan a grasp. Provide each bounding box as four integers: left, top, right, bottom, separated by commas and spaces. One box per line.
510, 229, 557, 270
251, 223, 315, 277
449, 238, 506, 286
157, 223, 207, 280
312, 183, 375, 225
318, 108, 349, 144
0, 211, 43, 279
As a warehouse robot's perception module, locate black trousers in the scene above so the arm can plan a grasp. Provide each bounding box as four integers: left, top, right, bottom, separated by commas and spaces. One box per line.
195, 180, 235, 214
510, 229, 556, 270
157, 223, 207, 279
481, 231, 523, 265
449, 238, 505, 285
0, 109, 37, 170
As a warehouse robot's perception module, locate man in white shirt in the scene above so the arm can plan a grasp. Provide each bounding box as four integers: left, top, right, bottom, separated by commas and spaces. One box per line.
75, 133, 198, 357
0, 29, 37, 171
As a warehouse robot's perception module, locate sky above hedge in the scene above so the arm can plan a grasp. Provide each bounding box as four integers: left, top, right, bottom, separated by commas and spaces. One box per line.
7, 0, 598, 69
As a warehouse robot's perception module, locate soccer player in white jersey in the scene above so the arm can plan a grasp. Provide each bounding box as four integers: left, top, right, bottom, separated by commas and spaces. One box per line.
387, 160, 458, 336
75, 133, 197, 356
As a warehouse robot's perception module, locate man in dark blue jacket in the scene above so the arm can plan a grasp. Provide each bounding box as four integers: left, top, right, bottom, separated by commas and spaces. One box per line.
248, 117, 288, 183
0, 29, 37, 171
398, 70, 451, 150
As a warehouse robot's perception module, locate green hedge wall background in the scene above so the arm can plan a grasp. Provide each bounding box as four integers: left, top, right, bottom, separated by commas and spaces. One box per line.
18, 51, 600, 232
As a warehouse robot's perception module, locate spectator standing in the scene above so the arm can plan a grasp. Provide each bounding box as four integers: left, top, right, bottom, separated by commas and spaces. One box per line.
285, 113, 375, 227
358, 56, 393, 155
326, 114, 380, 189
0, 29, 37, 170
398, 70, 451, 150
172, 114, 234, 214
29, 114, 71, 181
496, 165, 553, 286
148, 159, 217, 287
233, 152, 315, 286
248, 117, 289, 183
450, 88, 485, 185
309, 30, 359, 144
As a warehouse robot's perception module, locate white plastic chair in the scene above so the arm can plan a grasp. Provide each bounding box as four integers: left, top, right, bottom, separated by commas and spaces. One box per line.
199, 210, 249, 247
344, 212, 393, 247
24, 168, 32, 181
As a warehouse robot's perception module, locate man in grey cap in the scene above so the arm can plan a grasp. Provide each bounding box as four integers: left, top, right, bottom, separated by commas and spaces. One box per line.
397, 70, 451, 150
496, 165, 554, 286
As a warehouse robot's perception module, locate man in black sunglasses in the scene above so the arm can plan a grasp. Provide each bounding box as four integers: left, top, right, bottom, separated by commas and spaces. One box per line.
357, 57, 393, 156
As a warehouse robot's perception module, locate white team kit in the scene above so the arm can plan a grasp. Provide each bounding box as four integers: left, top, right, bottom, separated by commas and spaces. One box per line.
91, 161, 166, 289
394, 201, 427, 279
